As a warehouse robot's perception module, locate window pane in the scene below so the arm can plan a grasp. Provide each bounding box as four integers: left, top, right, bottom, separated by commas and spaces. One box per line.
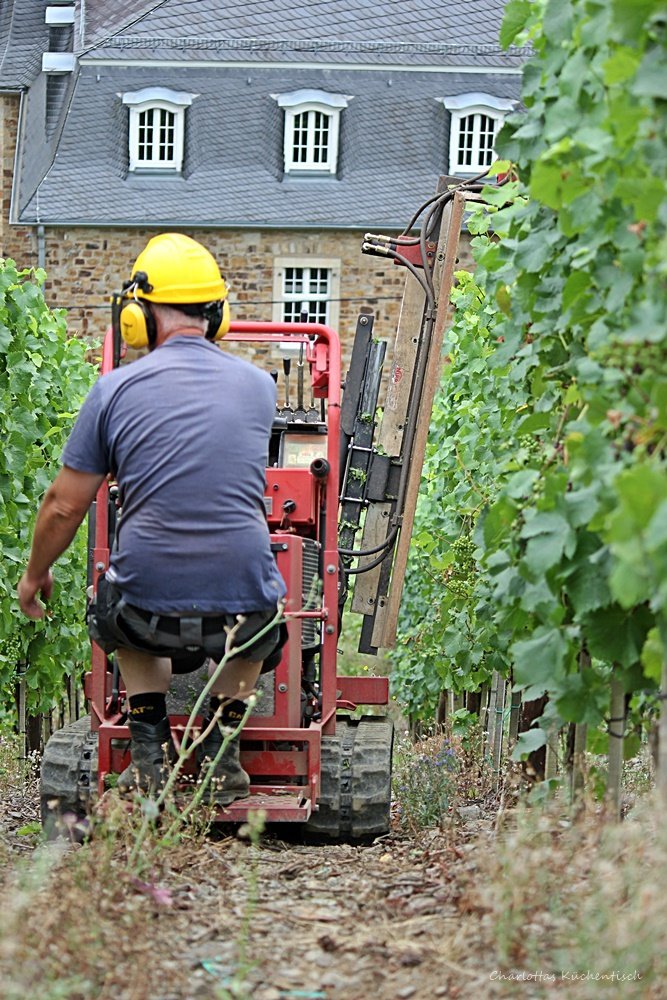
293, 112, 308, 163
458, 113, 475, 167
282, 266, 330, 324
135, 106, 177, 165
138, 109, 153, 161
309, 268, 329, 295
478, 114, 496, 165
312, 111, 329, 165
284, 267, 304, 295
283, 300, 302, 322
157, 109, 175, 162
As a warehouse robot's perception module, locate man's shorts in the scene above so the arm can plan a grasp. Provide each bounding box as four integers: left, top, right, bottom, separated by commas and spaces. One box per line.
88, 575, 287, 675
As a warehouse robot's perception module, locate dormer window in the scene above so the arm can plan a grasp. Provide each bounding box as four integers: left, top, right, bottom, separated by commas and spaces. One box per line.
273, 90, 353, 176
441, 93, 516, 175
122, 87, 196, 173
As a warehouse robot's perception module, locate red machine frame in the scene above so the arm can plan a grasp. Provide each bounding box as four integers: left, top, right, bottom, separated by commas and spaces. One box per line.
84, 321, 389, 822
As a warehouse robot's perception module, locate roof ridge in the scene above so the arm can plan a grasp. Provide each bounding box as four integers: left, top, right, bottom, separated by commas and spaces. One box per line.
80, 0, 171, 56
93, 36, 530, 57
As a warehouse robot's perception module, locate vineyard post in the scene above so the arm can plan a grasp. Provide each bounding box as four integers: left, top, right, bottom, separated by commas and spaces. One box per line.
544, 725, 560, 780
508, 685, 521, 747
486, 672, 499, 759
479, 684, 490, 752
570, 723, 588, 802
68, 675, 76, 725
607, 675, 625, 820
435, 689, 446, 729
16, 665, 27, 762
492, 676, 506, 778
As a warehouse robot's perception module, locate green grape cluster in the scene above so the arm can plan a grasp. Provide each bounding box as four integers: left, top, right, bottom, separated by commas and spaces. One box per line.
446, 534, 476, 601
593, 341, 667, 378
0, 633, 22, 666
518, 434, 544, 460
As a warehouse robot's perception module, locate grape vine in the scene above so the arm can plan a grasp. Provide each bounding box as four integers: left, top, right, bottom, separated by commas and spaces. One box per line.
0, 259, 97, 721
393, 0, 667, 756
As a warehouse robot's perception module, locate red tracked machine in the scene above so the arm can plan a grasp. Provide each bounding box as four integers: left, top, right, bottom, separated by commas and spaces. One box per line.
41, 318, 395, 839
39, 180, 480, 839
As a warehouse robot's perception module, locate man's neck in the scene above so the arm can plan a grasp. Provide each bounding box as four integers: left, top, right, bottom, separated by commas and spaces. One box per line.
159, 328, 207, 345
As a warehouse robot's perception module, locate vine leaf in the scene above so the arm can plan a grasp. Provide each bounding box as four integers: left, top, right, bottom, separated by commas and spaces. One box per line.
511, 726, 547, 761
583, 604, 653, 668
512, 628, 567, 700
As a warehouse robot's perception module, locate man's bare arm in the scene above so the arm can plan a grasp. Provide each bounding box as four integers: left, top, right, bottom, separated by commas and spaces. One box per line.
18, 466, 105, 619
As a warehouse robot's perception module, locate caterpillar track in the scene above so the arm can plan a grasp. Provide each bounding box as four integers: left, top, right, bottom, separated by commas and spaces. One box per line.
40, 716, 98, 839
305, 715, 394, 840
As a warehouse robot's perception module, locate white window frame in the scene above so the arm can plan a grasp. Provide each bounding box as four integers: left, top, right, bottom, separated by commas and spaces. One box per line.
440, 93, 516, 175
122, 87, 196, 173
272, 90, 353, 175
272, 257, 341, 331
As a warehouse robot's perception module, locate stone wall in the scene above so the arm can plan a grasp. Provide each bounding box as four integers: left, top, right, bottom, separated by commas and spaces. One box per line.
0, 95, 33, 263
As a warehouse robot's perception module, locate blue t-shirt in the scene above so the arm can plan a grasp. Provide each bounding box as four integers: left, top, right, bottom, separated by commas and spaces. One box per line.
62, 335, 286, 614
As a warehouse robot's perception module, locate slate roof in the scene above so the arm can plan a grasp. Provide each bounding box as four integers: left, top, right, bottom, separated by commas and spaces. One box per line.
0, 0, 50, 89
8, 0, 525, 229
81, 0, 528, 69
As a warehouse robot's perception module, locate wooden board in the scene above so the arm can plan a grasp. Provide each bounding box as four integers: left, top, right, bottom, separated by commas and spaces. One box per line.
378, 190, 467, 647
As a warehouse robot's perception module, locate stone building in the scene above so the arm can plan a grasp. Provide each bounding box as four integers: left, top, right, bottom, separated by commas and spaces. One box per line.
0, 1, 524, 354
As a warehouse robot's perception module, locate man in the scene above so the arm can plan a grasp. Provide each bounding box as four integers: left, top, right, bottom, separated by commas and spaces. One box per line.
18, 233, 286, 804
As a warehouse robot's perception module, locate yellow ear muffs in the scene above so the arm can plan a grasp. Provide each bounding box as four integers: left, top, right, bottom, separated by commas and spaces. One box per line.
204, 298, 231, 341
213, 299, 231, 341
119, 299, 156, 349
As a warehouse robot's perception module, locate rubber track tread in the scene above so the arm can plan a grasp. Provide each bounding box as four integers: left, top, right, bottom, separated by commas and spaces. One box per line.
351, 716, 393, 839
40, 717, 93, 832
305, 715, 393, 840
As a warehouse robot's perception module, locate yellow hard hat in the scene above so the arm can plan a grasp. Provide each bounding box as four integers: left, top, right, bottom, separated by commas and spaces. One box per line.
130, 233, 228, 304
118, 233, 230, 349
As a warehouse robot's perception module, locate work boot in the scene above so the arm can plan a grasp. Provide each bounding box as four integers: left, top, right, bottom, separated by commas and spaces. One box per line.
197, 721, 250, 806
117, 717, 174, 795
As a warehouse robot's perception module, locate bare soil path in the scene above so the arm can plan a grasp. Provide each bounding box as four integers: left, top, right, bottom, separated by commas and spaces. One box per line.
0, 759, 496, 1000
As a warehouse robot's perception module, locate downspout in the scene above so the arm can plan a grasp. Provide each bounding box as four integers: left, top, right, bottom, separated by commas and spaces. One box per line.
37, 223, 45, 270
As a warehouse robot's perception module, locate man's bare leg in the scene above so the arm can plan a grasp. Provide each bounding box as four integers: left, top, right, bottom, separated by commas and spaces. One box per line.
208, 656, 263, 702
116, 647, 172, 697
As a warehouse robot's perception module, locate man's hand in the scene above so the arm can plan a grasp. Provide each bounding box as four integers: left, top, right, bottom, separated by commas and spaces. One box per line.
18, 569, 54, 619
16, 467, 104, 622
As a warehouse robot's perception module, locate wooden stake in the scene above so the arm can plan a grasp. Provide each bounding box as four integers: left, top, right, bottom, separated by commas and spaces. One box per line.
508, 685, 521, 747
436, 689, 448, 729
492, 676, 506, 777
17, 676, 26, 761
607, 674, 625, 820
486, 672, 499, 759
570, 722, 588, 801
544, 726, 560, 780
380, 191, 467, 648
479, 683, 490, 750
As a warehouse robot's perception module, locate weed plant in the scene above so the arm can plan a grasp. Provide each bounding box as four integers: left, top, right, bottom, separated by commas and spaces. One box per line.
393, 732, 458, 832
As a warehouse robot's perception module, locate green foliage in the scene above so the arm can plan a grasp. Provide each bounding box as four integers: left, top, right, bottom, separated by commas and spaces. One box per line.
393, 0, 667, 745
0, 259, 97, 716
